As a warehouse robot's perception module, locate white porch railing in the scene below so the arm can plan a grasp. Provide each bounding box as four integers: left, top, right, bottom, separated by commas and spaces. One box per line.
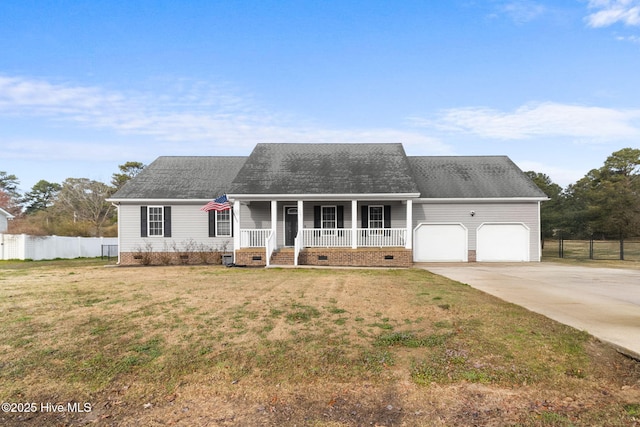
301, 229, 352, 247
265, 231, 276, 267
357, 228, 406, 247
294, 234, 301, 266
299, 228, 406, 248
240, 229, 271, 248
239, 227, 407, 252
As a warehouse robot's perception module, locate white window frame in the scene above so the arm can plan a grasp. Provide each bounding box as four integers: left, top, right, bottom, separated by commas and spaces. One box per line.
148, 206, 164, 237
321, 205, 337, 235
216, 209, 232, 237
368, 205, 384, 230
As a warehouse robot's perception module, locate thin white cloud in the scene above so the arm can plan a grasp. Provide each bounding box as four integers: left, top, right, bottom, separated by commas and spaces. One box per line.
0, 75, 451, 160
585, 0, 640, 27
616, 34, 640, 42
499, 1, 546, 24
0, 75, 267, 141
1, 139, 148, 162
410, 102, 640, 141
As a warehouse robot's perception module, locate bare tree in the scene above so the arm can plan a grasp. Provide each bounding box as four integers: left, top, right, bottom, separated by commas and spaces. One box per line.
55, 178, 114, 236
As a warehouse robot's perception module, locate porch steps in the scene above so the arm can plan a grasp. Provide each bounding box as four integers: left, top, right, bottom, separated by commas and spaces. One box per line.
270, 248, 295, 266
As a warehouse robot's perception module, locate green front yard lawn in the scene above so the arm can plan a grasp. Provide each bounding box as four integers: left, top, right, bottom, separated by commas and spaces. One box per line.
1, 262, 638, 426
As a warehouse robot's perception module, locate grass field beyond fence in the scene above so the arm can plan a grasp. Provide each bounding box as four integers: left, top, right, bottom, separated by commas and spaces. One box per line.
0, 261, 639, 426
543, 238, 640, 261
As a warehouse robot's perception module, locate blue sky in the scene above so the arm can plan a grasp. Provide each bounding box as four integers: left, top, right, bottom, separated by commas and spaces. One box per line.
2, 0, 640, 192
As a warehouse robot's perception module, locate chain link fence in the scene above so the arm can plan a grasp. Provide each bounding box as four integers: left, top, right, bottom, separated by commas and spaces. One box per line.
543, 234, 640, 261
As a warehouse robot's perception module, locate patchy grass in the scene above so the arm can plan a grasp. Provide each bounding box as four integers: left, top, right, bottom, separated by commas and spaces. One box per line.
0, 264, 639, 426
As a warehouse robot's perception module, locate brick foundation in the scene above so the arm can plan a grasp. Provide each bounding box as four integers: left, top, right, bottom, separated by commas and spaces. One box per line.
298, 247, 412, 268
120, 247, 413, 268
119, 251, 223, 266
234, 249, 267, 267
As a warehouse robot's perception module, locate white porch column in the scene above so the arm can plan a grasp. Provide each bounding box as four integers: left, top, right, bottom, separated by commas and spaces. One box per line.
351, 200, 358, 249
297, 200, 304, 238
233, 200, 241, 261
295, 200, 303, 267
405, 199, 413, 249
271, 200, 278, 245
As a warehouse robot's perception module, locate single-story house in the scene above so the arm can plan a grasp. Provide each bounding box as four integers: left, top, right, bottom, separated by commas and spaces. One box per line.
107, 143, 548, 267
0, 207, 14, 233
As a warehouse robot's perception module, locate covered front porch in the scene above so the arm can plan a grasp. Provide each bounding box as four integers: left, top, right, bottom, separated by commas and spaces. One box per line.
231, 198, 414, 267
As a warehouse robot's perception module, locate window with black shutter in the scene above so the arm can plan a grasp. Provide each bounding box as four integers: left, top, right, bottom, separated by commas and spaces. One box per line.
141, 206, 171, 237
361, 205, 391, 229
209, 209, 233, 237
313, 205, 343, 235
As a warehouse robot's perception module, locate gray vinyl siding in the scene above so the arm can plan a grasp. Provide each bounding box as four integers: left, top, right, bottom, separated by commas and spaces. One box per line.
239, 201, 270, 229
385, 201, 406, 228
118, 204, 233, 253
413, 201, 541, 261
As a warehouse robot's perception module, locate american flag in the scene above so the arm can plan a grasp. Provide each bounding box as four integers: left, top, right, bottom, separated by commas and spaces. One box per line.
200, 194, 231, 212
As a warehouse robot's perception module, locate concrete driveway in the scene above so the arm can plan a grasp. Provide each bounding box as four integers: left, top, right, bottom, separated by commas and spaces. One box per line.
423, 263, 640, 359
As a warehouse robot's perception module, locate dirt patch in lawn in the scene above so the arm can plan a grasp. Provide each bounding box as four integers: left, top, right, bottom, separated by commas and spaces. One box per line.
0, 262, 639, 426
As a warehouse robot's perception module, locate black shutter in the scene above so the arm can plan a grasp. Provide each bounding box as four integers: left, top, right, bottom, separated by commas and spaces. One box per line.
141, 206, 148, 237
337, 206, 344, 228
314, 206, 321, 229
384, 205, 391, 229
208, 210, 216, 237
164, 206, 172, 237
361, 205, 368, 228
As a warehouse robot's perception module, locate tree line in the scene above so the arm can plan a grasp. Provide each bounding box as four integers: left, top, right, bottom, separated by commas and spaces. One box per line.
1, 148, 639, 239
527, 148, 640, 240
0, 162, 144, 237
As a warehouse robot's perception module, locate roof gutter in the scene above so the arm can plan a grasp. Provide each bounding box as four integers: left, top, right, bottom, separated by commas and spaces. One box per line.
226, 193, 421, 201
106, 198, 214, 204
415, 197, 550, 203
107, 195, 548, 204
0, 208, 15, 219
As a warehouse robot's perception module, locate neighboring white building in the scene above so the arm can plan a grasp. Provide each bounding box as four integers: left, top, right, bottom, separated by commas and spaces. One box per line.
108, 143, 548, 267
0, 207, 14, 233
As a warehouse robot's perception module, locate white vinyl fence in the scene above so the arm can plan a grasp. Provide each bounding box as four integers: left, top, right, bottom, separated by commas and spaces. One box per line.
0, 234, 118, 261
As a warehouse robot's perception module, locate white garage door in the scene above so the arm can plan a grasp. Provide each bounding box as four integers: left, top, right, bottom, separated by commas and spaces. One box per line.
477, 223, 530, 262
414, 223, 468, 262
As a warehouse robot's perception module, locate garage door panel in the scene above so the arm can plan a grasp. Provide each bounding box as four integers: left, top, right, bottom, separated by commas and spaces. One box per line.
477, 223, 529, 262
414, 223, 467, 262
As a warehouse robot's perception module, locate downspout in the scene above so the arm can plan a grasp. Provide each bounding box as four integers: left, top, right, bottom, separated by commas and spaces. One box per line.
232, 200, 241, 263
538, 201, 542, 262
111, 202, 121, 265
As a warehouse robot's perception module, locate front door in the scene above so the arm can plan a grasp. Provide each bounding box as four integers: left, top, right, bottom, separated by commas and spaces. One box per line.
284, 206, 298, 246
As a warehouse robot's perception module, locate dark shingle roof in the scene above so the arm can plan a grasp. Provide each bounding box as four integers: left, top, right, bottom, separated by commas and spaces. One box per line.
229, 143, 421, 195
408, 156, 548, 198
109, 147, 546, 200
110, 156, 246, 199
